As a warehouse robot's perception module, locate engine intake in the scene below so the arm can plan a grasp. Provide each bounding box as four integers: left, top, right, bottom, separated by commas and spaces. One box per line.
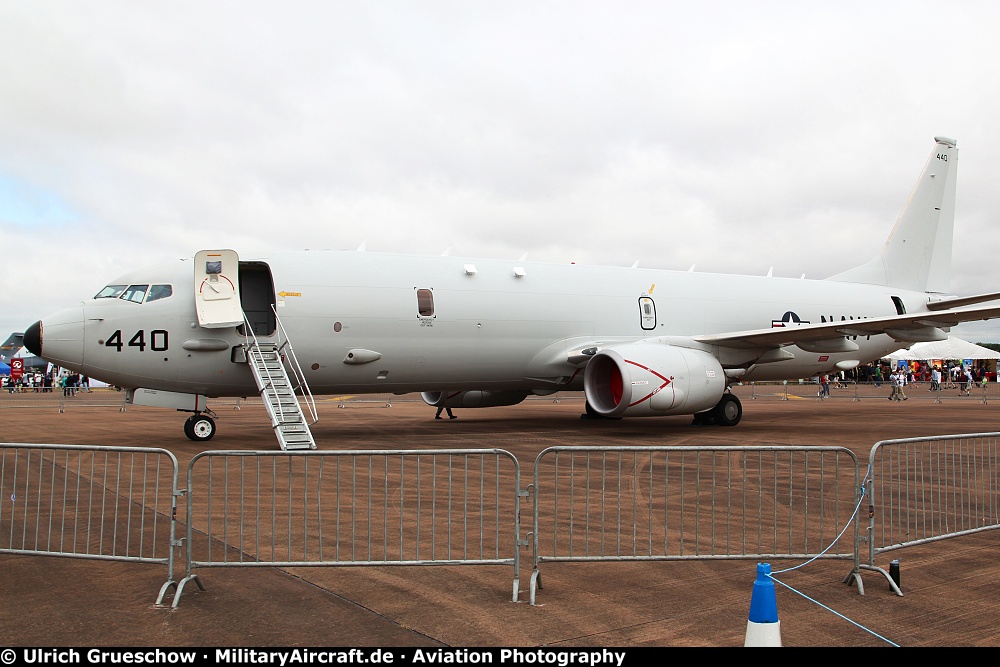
583, 343, 726, 418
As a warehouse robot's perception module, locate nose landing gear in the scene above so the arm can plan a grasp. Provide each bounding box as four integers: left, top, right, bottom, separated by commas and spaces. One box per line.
183, 411, 218, 441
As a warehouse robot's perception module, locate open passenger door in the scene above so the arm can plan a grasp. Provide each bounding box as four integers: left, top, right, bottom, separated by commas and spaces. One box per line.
194, 249, 243, 328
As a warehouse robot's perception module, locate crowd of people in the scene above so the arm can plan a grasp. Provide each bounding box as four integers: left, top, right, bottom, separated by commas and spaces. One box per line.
1, 369, 92, 395
816, 358, 991, 401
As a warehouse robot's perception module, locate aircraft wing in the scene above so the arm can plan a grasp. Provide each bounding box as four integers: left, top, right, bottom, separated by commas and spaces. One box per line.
692, 304, 1000, 350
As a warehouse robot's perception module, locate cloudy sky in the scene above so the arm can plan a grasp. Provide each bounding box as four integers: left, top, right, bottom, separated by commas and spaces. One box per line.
3, 1, 1000, 345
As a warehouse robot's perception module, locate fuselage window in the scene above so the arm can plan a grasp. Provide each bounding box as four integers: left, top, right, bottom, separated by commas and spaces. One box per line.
145, 284, 173, 303
94, 284, 127, 299
119, 284, 149, 304
416, 288, 435, 317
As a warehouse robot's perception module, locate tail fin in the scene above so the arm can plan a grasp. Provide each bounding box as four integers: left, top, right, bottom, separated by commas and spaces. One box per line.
827, 136, 957, 293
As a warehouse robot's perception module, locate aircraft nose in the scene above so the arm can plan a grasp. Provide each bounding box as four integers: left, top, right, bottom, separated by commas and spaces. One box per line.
27, 305, 86, 368
23, 320, 42, 356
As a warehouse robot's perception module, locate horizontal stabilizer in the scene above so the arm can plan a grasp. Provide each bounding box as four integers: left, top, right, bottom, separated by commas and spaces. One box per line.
925, 291, 1000, 311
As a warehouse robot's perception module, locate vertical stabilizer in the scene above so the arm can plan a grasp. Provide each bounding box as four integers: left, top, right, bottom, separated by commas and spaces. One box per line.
827, 137, 957, 293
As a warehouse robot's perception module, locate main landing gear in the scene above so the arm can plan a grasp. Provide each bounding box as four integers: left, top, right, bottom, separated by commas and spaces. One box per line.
691, 393, 742, 427
183, 411, 217, 441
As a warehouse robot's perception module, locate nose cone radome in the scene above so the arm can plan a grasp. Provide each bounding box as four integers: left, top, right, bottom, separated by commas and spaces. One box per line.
23, 320, 42, 356
28, 305, 86, 369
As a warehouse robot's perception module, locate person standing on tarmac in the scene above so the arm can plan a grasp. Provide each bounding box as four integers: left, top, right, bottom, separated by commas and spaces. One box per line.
818, 374, 830, 399
435, 406, 458, 420
894, 370, 908, 401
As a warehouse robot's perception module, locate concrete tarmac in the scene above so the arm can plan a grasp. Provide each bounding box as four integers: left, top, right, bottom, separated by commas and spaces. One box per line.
1, 387, 999, 648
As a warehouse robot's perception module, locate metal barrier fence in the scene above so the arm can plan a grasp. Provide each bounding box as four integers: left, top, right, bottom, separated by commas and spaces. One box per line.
5, 439, 999, 609
529, 446, 862, 604
0, 390, 586, 412
857, 433, 1000, 595
3, 384, 993, 414
0, 387, 130, 410
741, 380, 993, 403
171, 449, 524, 608
0, 443, 181, 601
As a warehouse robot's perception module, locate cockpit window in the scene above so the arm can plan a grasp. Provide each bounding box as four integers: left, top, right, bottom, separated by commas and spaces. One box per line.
94, 284, 127, 299
145, 284, 173, 302
119, 284, 149, 304
94, 283, 172, 303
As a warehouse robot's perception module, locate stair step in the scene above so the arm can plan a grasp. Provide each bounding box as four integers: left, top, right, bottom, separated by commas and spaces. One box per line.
247, 338, 316, 452
282, 442, 313, 451
280, 436, 313, 445
279, 426, 309, 436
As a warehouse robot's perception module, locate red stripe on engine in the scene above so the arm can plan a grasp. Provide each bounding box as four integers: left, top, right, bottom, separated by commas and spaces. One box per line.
624, 359, 672, 408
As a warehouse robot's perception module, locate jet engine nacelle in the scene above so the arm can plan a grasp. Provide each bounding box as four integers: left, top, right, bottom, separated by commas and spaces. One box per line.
421, 390, 529, 409
583, 343, 726, 418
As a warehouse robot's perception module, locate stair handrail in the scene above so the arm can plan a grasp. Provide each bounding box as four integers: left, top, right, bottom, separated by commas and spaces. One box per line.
270, 305, 319, 425
241, 315, 292, 427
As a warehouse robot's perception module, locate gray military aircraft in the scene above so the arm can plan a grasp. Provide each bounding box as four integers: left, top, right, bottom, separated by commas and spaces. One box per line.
22, 137, 1000, 448
1, 332, 48, 372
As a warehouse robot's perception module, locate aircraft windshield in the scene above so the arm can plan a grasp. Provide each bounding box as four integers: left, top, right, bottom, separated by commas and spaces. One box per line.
94, 283, 173, 303
120, 285, 149, 303
146, 284, 173, 302
94, 285, 127, 299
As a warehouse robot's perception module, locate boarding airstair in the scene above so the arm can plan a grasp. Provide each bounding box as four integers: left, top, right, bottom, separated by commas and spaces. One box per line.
243, 311, 318, 451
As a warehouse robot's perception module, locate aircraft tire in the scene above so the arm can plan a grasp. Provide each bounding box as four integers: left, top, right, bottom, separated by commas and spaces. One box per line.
184, 414, 217, 441
711, 394, 742, 427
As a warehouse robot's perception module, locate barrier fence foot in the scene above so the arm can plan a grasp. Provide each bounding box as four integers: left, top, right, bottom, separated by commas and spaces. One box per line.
156, 579, 178, 607
169, 574, 206, 609
856, 563, 903, 597
529, 569, 542, 606
843, 568, 865, 596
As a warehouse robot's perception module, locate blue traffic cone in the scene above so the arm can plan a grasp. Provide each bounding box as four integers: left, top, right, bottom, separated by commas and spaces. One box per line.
745, 562, 781, 647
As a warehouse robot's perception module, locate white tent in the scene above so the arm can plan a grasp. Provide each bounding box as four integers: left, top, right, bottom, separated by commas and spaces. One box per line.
887, 337, 1000, 362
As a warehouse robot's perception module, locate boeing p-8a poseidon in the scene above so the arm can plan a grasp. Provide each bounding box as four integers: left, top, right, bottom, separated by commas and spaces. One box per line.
23, 137, 1000, 449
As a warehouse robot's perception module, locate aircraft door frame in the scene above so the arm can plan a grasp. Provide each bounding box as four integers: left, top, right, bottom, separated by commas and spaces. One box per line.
639, 296, 657, 331
239, 262, 277, 337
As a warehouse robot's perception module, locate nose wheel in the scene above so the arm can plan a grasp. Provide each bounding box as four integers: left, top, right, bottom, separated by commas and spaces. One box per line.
184, 413, 217, 441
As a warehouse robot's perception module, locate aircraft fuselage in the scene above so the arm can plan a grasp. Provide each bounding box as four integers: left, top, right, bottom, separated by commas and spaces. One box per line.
32, 250, 914, 398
